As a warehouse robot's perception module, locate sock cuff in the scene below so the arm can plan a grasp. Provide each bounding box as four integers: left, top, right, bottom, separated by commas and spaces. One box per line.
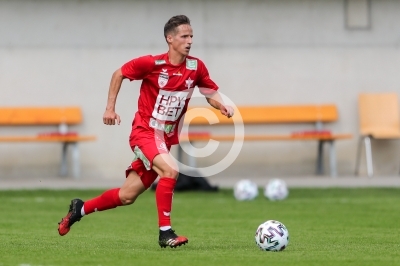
112, 188, 122, 205
83, 187, 122, 215
158, 177, 176, 189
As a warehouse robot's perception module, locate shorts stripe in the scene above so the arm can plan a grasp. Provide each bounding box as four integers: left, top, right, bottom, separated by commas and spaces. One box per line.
133, 146, 151, 170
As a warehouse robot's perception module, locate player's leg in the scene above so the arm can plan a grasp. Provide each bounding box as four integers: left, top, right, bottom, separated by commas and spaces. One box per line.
152, 153, 188, 248
129, 128, 187, 247
83, 170, 147, 212
152, 153, 178, 230
58, 170, 146, 236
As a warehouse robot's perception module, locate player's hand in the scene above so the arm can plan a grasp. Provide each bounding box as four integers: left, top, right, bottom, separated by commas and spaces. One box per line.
220, 105, 234, 118
103, 109, 121, 125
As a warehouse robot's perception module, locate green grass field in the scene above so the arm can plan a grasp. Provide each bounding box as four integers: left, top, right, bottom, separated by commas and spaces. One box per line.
1, 188, 400, 266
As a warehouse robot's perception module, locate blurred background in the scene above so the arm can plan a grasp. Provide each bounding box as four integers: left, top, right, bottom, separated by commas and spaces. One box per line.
1, 0, 400, 181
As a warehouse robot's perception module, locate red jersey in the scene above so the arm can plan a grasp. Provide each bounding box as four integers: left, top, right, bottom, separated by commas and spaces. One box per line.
121, 53, 219, 145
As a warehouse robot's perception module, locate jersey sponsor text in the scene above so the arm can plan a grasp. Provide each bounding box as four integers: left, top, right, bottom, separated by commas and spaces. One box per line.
152, 90, 190, 121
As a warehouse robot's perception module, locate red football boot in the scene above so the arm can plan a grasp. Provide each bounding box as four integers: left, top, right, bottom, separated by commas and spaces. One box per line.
158, 229, 188, 248
58, 199, 84, 236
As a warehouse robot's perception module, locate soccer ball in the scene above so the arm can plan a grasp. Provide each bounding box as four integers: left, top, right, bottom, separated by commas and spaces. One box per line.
255, 220, 289, 251
264, 178, 289, 201
233, 179, 258, 201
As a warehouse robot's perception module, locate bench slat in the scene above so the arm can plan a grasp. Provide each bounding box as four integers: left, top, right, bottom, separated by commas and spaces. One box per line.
0, 107, 83, 125
0, 135, 96, 142
180, 133, 352, 142
185, 105, 339, 125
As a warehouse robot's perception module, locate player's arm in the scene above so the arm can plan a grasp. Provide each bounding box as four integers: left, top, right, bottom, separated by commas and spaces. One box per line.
197, 60, 234, 118
206, 91, 234, 118
103, 68, 124, 125
103, 55, 154, 125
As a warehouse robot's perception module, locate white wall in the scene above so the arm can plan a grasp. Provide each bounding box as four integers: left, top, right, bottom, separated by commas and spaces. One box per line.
1, 0, 399, 178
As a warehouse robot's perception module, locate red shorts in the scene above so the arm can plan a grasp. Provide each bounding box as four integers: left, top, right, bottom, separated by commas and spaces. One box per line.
125, 126, 171, 189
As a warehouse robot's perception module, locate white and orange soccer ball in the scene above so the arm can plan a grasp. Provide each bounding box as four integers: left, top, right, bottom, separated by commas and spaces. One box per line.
255, 220, 289, 251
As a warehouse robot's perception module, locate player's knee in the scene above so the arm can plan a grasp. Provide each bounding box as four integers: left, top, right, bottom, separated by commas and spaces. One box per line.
121, 197, 137, 205
119, 191, 140, 205
159, 167, 179, 179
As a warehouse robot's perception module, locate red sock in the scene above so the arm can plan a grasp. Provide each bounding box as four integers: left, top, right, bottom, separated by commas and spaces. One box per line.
156, 177, 176, 227
83, 188, 123, 215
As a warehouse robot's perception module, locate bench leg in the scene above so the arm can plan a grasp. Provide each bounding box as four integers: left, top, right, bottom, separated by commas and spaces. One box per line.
328, 140, 337, 178
176, 142, 204, 178
316, 140, 324, 175
60, 142, 80, 179
364, 136, 374, 178
177, 144, 184, 164
71, 142, 80, 179
60, 142, 68, 177
177, 142, 197, 167
187, 142, 197, 167
316, 140, 338, 177
354, 137, 363, 176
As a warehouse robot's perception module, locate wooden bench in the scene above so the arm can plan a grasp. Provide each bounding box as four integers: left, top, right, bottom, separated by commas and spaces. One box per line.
0, 107, 96, 179
180, 104, 352, 177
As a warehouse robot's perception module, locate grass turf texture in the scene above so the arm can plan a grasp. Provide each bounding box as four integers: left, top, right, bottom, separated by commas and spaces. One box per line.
0, 188, 400, 266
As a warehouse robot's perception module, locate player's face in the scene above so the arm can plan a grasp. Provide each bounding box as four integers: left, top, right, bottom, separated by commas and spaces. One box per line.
169, 24, 193, 56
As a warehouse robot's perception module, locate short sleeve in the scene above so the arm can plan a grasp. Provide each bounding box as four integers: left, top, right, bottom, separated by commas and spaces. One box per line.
121, 55, 155, 81
196, 60, 219, 95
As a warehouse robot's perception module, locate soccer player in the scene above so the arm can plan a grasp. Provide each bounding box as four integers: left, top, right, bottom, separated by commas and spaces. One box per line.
57, 15, 234, 248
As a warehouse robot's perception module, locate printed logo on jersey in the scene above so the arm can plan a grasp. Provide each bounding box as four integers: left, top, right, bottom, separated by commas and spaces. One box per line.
149, 118, 175, 133
185, 77, 194, 89
155, 60, 166, 65
186, 59, 197, 70
156, 136, 169, 152
159, 142, 168, 152
158, 69, 169, 88
152, 89, 190, 121
173, 71, 182, 76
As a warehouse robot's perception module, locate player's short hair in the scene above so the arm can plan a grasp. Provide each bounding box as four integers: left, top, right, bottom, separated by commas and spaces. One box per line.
164, 15, 191, 39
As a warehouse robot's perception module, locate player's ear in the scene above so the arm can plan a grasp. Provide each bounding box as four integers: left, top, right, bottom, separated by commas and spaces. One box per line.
166, 34, 173, 44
